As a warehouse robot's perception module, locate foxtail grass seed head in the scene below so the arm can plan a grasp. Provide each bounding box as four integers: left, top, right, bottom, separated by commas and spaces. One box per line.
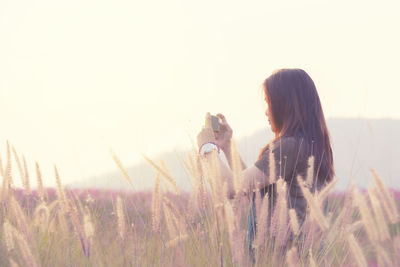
163, 196, 187, 236
309, 248, 317, 267
13, 227, 38, 267
368, 185, 389, 242
152, 173, 161, 233
306, 155, 315, 188
224, 201, 235, 242
270, 179, 289, 242
2, 141, 14, 201
110, 149, 133, 186
165, 234, 189, 248
12, 146, 25, 189
35, 162, 45, 201
0, 155, 4, 179
222, 181, 229, 202
370, 168, 399, 224
289, 209, 300, 236
286, 247, 300, 267
297, 175, 329, 231
143, 154, 181, 195
224, 200, 244, 265
22, 155, 31, 195
116, 196, 126, 240
10, 196, 30, 240
317, 178, 337, 207
353, 188, 378, 243
84, 210, 95, 240
3, 220, 15, 251
67, 200, 89, 257
54, 165, 66, 204
33, 202, 50, 227
269, 142, 276, 183
57, 211, 69, 236
347, 234, 367, 267
9, 259, 19, 267
159, 159, 181, 195
209, 150, 224, 204
230, 140, 244, 194
163, 201, 178, 239
345, 220, 363, 235
276, 180, 289, 246
196, 162, 207, 211
255, 193, 269, 248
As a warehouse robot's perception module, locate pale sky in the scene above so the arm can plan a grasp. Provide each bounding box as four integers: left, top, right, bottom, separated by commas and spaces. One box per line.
0, 0, 399, 187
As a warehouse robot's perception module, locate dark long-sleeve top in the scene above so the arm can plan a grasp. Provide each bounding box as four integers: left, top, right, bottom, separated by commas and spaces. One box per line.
254, 135, 327, 224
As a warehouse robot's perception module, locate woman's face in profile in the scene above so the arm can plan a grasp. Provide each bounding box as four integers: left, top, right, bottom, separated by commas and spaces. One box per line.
264, 92, 276, 133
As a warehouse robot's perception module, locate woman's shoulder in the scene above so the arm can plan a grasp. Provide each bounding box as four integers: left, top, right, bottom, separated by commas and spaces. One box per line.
271, 135, 302, 153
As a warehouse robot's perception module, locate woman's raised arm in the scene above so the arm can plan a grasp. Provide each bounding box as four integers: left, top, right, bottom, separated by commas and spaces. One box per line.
201, 151, 270, 199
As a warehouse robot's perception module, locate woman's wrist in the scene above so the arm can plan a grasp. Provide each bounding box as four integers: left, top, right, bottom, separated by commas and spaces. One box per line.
199, 142, 220, 156
221, 141, 232, 153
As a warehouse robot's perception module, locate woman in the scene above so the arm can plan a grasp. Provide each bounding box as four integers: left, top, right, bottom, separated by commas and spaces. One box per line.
197, 68, 334, 250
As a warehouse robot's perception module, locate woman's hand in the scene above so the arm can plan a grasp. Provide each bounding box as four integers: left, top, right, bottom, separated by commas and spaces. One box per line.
214, 113, 233, 151
197, 113, 217, 151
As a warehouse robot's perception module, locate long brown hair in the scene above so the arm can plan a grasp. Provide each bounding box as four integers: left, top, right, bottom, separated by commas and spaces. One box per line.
258, 68, 334, 184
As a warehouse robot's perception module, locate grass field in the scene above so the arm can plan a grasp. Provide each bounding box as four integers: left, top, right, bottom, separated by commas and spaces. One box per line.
1, 142, 400, 266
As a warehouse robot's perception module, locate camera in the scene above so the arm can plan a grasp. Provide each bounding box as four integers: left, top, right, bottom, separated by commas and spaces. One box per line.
206, 115, 221, 132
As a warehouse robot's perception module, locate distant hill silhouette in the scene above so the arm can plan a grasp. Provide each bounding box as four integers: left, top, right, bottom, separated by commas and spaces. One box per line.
75, 118, 400, 191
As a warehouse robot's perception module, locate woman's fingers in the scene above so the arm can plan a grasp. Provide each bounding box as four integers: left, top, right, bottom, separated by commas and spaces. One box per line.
205, 112, 212, 129
216, 113, 228, 125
